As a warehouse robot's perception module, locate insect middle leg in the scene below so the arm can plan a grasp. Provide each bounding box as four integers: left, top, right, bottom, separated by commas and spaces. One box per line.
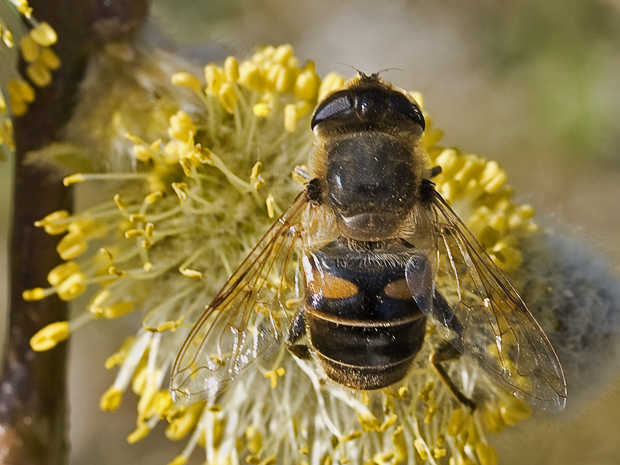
430, 340, 476, 411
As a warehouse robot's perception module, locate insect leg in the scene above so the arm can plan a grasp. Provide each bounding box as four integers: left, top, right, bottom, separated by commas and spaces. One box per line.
429, 340, 476, 411
285, 306, 312, 359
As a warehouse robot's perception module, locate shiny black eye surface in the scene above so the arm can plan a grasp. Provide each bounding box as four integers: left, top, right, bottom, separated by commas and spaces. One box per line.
311, 92, 353, 130
388, 92, 425, 130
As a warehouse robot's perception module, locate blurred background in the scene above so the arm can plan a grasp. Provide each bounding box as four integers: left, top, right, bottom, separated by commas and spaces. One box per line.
2, 0, 620, 463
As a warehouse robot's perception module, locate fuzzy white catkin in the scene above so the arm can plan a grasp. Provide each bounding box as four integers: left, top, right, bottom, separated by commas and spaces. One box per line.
513, 229, 620, 414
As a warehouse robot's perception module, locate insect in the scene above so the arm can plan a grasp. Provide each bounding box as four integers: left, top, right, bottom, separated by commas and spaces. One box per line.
170, 73, 567, 412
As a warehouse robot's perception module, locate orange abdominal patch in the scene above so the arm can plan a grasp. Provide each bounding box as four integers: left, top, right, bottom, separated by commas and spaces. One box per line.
384, 279, 413, 300
308, 271, 359, 299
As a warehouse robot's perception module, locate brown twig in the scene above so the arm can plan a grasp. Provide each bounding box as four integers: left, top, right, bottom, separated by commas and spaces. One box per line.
0, 1, 149, 464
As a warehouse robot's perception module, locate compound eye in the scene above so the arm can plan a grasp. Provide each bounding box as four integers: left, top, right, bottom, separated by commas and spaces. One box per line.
311, 92, 353, 130
388, 92, 425, 130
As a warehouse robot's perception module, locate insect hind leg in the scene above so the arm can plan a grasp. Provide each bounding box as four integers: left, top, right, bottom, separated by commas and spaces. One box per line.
430, 340, 476, 411
285, 306, 312, 359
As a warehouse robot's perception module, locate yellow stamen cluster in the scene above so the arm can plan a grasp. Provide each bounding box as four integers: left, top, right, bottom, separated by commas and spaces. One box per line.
1, 2, 60, 159
26, 45, 538, 464
420, 115, 538, 272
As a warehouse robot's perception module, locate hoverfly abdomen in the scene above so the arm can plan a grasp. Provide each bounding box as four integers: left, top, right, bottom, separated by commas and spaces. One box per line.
303, 239, 426, 390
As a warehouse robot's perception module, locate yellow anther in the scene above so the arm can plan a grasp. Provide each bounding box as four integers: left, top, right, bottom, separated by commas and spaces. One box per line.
284, 103, 298, 132
224, 56, 240, 82
30, 321, 70, 351
8, 79, 34, 103
422, 127, 443, 147
447, 408, 466, 436
153, 390, 175, 416
418, 380, 434, 402
251, 161, 263, 180
490, 242, 523, 272
168, 456, 189, 465
62, 172, 85, 186
47, 260, 80, 286
20, 34, 40, 62
168, 110, 196, 141
170, 72, 202, 93
102, 301, 133, 319
482, 402, 505, 434
30, 22, 57, 46
129, 214, 146, 223
56, 271, 87, 301
39, 47, 61, 70
438, 179, 460, 204
133, 145, 154, 162
108, 266, 126, 277
171, 182, 187, 201
127, 423, 151, 443
204, 63, 225, 95
99, 247, 114, 260
453, 157, 485, 185
476, 443, 498, 465
264, 367, 285, 389
100, 386, 123, 411
273, 44, 294, 65
2, 30, 14, 48
144, 191, 163, 204
34, 210, 70, 234
380, 413, 398, 431
509, 204, 535, 229
294, 69, 320, 101
145, 223, 154, 237
477, 225, 499, 249
218, 82, 237, 114
499, 396, 532, 426
479, 161, 506, 194
413, 438, 429, 461
13, 0, 32, 17
252, 102, 271, 117
26, 61, 52, 87
318, 72, 346, 100
156, 317, 184, 332
165, 403, 204, 440
238, 61, 265, 92
104, 336, 135, 369
262, 457, 277, 465
0, 96, 6, 115
246, 456, 261, 465
125, 229, 144, 238
143, 262, 153, 272
391, 425, 407, 463
435, 148, 464, 178
113, 194, 126, 210
265, 193, 275, 218
275, 65, 297, 93
180, 268, 202, 278
57, 230, 87, 260
246, 426, 263, 454
22, 287, 46, 301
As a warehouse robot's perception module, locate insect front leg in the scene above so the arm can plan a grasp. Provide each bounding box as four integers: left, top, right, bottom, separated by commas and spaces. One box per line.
285, 306, 312, 359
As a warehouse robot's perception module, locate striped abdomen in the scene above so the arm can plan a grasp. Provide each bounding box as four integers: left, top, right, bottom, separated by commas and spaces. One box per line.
303, 241, 426, 390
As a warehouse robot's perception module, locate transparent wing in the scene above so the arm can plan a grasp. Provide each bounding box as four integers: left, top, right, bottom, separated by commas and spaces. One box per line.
406, 188, 567, 411
170, 190, 308, 404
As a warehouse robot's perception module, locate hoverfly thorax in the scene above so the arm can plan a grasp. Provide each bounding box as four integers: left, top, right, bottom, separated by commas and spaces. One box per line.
309, 74, 427, 242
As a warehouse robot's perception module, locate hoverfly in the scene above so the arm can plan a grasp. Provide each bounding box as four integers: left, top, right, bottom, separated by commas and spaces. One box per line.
170, 73, 567, 412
